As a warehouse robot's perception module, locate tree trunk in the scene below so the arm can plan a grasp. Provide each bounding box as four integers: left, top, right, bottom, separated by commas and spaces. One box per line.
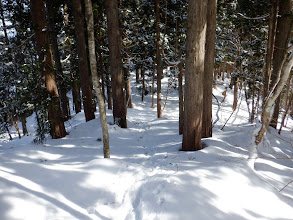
84, 0, 110, 158
105, 0, 127, 128
141, 63, 146, 102
72, 77, 82, 114
269, 0, 292, 128
178, 60, 184, 135
96, 11, 106, 101
155, 0, 162, 118
232, 77, 239, 111
182, 0, 207, 151
202, 0, 217, 138
46, 0, 70, 120
255, 49, 293, 146
263, 0, 279, 101
72, 0, 95, 122
30, 0, 66, 139
20, 116, 28, 136
151, 59, 155, 108
124, 67, 133, 108
136, 67, 140, 84
0, 0, 8, 43
105, 64, 113, 110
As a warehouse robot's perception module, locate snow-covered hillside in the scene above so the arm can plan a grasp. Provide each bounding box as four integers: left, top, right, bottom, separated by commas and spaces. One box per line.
0, 76, 293, 220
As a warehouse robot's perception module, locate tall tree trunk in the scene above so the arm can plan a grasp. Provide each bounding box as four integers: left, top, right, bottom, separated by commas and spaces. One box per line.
30, 0, 66, 139
72, 0, 95, 122
155, 0, 162, 118
255, 49, 293, 146
263, 0, 279, 101
202, 0, 217, 138
269, 0, 292, 128
182, 0, 207, 151
141, 62, 146, 102
96, 10, 106, 101
151, 59, 155, 108
46, 0, 70, 120
178, 60, 184, 135
84, 0, 110, 158
105, 0, 127, 128
105, 63, 113, 110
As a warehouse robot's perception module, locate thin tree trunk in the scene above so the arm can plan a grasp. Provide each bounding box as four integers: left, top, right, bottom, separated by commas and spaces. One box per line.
269, 0, 292, 128
202, 0, 217, 138
105, 0, 127, 128
141, 62, 146, 102
155, 0, 162, 118
84, 0, 110, 158
151, 59, 155, 108
30, 0, 66, 139
97, 11, 106, 101
255, 51, 293, 146
72, 0, 95, 122
232, 77, 239, 111
20, 116, 28, 136
124, 67, 133, 108
182, 0, 207, 151
105, 64, 112, 110
72, 77, 82, 113
0, 0, 8, 43
250, 74, 257, 123
136, 67, 140, 83
178, 60, 184, 135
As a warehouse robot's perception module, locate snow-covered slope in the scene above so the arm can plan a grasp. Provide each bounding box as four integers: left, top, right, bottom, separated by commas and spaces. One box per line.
0, 76, 292, 220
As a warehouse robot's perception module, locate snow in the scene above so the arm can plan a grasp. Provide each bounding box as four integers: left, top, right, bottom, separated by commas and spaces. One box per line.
0, 75, 293, 220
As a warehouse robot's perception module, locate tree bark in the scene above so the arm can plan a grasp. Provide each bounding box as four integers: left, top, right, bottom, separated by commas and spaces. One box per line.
105, 0, 127, 128
182, 0, 207, 151
151, 59, 155, 108
124, 67, 133, 108
156, 0, 162, 118
84, 0, 110, 158
269, 0, 292, 128
202, 0, 217, 138
232, 77, 239, 111
255, 51, 293, 145
46, 0, 70, 120
30, 0, 67, 139
20, 116, 28, 136
178, 60, 184, 135
263, 0, 279, 101
72, 0, 95, 122
136, 67, 140, 83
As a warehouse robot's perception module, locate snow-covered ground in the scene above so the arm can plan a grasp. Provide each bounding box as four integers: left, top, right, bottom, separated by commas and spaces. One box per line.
0, 75, 292, 220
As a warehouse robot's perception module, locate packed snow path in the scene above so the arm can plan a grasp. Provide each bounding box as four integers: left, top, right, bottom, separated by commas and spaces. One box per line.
0, 88, 293, 219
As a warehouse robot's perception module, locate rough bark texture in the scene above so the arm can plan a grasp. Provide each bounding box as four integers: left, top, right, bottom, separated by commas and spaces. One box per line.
105, 64, 112, 110
182, 0, 207, 151
72, 0, 95, 122
105, 0, 127, 128
46, 0, 70, 120
155, 0, 162, 118
30, 0, 66, 139
202, 0, 217, 138
269, 0, 292, 128
263, 0, 279, 101
136, 67, 140, 83
72, 78, 82, 113
84, 0, 110, 158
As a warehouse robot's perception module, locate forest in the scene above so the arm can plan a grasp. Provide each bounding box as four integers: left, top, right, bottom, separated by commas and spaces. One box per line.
0, 0, 293, 219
